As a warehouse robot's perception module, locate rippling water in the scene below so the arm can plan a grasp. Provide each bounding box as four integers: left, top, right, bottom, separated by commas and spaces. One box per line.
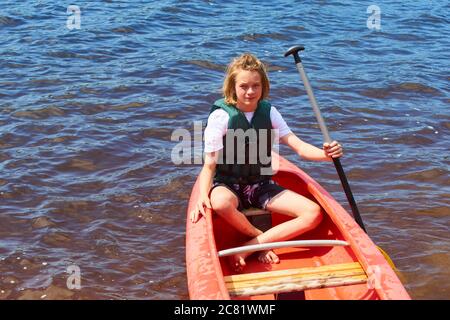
0, 0, 448, 299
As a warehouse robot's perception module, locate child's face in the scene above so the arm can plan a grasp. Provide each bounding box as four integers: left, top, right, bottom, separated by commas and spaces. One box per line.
234, 69, 262, 111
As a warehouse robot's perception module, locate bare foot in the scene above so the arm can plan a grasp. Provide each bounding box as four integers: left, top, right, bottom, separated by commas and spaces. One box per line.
229, 253, 247, 272
258, 250, 280, 264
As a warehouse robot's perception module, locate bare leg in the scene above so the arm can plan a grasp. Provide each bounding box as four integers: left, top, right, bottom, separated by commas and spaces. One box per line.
210, 186, 267, 270
230, 190, 323, 270
210, 186, 262, 238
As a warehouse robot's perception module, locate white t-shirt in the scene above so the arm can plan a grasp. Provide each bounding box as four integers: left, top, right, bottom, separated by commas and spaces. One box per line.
204, 106, 292, 153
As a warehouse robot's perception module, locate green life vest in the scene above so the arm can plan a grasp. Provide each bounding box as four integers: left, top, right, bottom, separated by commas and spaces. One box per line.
209, 98, 274, 185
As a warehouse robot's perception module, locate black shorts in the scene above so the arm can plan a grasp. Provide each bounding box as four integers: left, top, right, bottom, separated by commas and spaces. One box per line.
210, 180, 286, 211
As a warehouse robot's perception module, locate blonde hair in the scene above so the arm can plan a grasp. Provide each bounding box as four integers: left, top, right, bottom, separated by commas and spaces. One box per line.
222, 53, 270, 105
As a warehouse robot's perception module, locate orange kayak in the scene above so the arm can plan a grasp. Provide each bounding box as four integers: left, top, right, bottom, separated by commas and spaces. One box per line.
186, 153, 410, 300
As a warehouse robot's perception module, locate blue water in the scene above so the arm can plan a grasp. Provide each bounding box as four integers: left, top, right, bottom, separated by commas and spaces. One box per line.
0, 0, 448, 299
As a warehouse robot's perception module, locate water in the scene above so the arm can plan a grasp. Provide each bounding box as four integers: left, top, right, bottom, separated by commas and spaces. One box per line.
0, 0, 448, 300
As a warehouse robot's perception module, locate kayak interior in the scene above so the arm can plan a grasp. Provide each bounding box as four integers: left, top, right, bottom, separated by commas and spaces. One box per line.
212, 169, 378, 300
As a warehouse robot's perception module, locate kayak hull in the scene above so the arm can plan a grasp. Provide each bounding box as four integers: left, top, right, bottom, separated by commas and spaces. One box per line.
186, 154, 410, 300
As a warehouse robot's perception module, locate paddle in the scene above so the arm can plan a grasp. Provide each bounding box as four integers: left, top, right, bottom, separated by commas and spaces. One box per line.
284, 45, 396, 269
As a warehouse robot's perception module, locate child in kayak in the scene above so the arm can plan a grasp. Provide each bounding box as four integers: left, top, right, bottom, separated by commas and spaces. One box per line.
190, 53, 343, 271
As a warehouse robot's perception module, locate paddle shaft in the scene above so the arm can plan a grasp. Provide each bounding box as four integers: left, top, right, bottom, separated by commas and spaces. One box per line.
285, 46, 367, 232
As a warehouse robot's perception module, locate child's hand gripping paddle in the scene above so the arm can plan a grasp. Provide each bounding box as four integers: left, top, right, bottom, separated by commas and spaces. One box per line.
284, 45, 396, 270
